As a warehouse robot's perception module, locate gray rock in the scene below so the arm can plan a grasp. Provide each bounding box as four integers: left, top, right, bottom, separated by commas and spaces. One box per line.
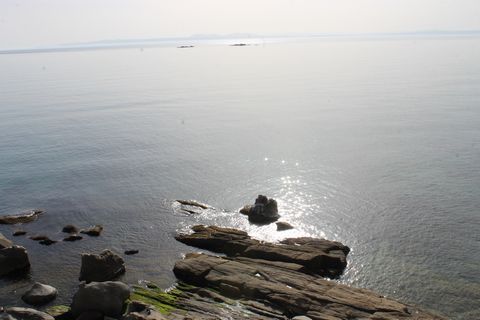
0, 210, 43, 225
22, 282, 57, 306
3, 307, 54, 320
0, 232, 13, 249
0, 245, 30, 276
70, 281, 131, 318
62, 225, 78, 234
79, 250, 125, 283
276, 221, 294, 231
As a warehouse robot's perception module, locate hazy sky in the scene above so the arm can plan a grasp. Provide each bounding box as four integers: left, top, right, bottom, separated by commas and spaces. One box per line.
1, 0, 480, 49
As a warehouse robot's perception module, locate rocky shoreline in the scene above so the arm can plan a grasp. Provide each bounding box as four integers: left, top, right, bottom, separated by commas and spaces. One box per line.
0, 197, 447, 320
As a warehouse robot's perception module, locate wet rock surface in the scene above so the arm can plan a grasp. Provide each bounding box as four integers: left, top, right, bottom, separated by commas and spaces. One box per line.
21, 283, 57, 306
0, 210, 43, 225
79, 249, 126, 282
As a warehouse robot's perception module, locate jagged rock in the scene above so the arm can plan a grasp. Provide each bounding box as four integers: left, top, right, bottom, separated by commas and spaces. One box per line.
173, 252, 446, 320
276, 221, 294, 231
176, 225, 348, 277
13, 230, 27, 237
2, 307, 54, 320
0, 233, 13, 249
22, 283, 57, 306
62, 225, 78, 234
0, 245, 30, 276
70, 281, 131, 318
173, 200, 213, 215
63, 235, 82, 242
240, 195, 280, 224
124, 250, 139, 255
80, 225, 103, 237
0, 210, 43, 225
79, 250, 125, 282
175, 200, 210, 209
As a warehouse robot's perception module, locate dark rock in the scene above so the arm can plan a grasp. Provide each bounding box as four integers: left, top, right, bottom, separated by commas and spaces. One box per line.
70, 281, 131, 318
75, 310, 103, 320
241, 195, 280, 224
80, 225, 103, 237
79, 250, 125, 283
13, 230, 27, 237
62, 225, 78, 234
0, 233, 13, 249
276, 221, 294, 231
45, 305, 70, 319
0, 245, 30, 276
3, 307, 54, 320
22, 282, 57, 306
175, 225, 348, 278
63, 235, 83, 242
0, 210, 43, 225
39, 239, 57, 246
124, 250, 139, 255
175, 200, 210, 209
173, 200, 213, 215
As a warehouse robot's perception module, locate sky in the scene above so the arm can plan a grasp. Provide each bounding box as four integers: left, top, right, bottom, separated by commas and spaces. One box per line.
1, 0, 480, 49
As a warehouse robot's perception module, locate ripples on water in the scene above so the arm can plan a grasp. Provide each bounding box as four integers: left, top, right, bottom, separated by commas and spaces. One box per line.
1, 38, 480, 319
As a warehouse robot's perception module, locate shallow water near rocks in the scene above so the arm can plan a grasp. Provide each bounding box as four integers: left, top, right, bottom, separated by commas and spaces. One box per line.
0, 38, 479, 319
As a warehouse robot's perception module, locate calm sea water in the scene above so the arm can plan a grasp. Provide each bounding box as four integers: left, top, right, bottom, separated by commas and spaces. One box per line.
1, 38, 479, 319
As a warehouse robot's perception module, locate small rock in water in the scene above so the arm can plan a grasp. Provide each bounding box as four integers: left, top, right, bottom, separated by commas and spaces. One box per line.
79, 249, 125, 282
240, 195, 280, 224
80, 225, 103, 236
62, 224, 79, 234
276, 221, 294, 231
63, 235, 83, 242
22, 282, 58, 305
13, 230, 27, 237
39, 238, 57, 246
124, 250, 139, 255
0, 209, 44, 225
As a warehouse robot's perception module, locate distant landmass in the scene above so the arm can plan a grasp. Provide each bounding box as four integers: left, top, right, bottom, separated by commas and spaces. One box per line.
1, 30, 480, 55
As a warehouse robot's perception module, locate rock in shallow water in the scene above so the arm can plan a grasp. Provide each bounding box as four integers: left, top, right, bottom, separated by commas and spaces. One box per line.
0, 210, 43, 225
21, 282, 57, 306
0, 245, 30, 276
240, 195, 280, 224
70, 281, 131, 318
2, 307, 54, 320
79, 249, 125, 282
62, 225, 78, 234
80, 225, 103, 237
276, 221, 294, 231
63, 235, 82, 242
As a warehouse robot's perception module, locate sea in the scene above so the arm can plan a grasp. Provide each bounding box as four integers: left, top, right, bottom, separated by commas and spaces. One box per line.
0, 36, 479, 319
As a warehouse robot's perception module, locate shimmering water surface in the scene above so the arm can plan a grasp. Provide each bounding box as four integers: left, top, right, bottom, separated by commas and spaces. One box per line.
1, 38, 479, 319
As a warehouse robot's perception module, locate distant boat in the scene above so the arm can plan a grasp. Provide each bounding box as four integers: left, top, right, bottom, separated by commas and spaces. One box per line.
177, 45, 195, 49
230, 43, 249, 47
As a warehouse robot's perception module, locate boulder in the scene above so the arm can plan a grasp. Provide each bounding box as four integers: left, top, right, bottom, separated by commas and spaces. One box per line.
0, 233, 13, 249
79, 250, 125, 282
276, 221, 294, 231
80, 225, 103, 237
0, 210, 43, 225
70, 281, 131, 318
241, 195, 280, 224
22, 283, 57, 306
2, 307, 54, 320
0, 245, 30, 276
62, 225, 78, 234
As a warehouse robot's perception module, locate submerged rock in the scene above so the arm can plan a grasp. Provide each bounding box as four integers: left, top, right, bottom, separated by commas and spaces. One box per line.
70, 281, 131, 318
2, 307, 54, 320
79, 249, 125, 282
0, 210, 43, 225
80, 225, 103, 237
240, 195, 280, 224
12, 230, 27, 237
39, 238, 57, 246
63, 235, 82, 242
62, 225, 78, 234
173, 199, 213, 215
0, 245, 30, 276
21, 282, 57, 306
29, 235, 50, 241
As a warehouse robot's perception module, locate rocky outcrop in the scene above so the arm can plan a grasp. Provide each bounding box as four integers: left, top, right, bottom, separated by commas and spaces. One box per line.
276, 221, 294, 231
79, 249, 125, 282
70, 281, 131, 318
0, 210, 43, 225
1, 307, 54, 320
0, 245, 30, 276
240, 195, 280, 224
176, 225, 349, 278
21, 283, 57, 306
80, 225, 103, 236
